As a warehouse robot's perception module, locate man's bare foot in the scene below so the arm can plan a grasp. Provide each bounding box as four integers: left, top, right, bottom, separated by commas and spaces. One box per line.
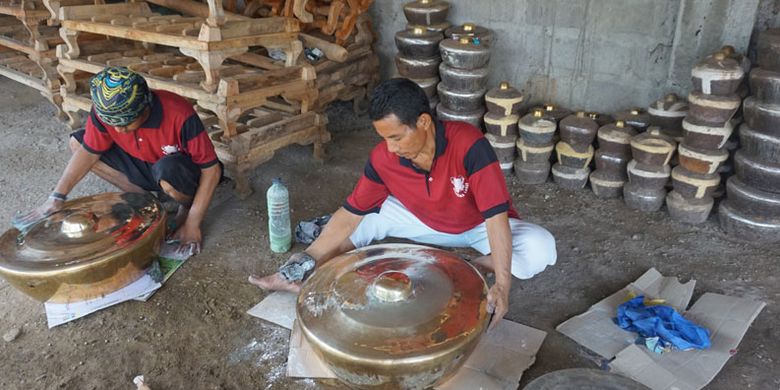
248, 273, 301, 293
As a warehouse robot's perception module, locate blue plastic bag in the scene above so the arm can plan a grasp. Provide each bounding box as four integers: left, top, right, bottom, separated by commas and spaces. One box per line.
615, 296, 711, 351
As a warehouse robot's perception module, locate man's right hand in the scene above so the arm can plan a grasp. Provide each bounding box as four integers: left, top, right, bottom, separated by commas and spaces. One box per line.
12, 197, 64, 231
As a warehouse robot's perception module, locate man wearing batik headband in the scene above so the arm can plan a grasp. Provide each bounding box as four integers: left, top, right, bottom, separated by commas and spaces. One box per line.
14, 67, 221, 254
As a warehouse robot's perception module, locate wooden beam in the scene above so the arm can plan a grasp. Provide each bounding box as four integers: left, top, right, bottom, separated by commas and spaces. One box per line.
299, 32, 347, 62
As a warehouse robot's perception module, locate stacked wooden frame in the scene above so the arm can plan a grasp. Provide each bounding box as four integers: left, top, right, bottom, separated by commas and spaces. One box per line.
54, 1, 329, 197
0, 0, 63, 118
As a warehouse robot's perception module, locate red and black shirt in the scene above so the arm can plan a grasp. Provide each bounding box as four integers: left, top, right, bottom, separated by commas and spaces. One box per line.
83, 90, 219, 168
345, 120, 519, 234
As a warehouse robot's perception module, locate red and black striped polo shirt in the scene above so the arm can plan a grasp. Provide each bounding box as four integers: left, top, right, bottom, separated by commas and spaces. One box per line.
345, 119, 519, 234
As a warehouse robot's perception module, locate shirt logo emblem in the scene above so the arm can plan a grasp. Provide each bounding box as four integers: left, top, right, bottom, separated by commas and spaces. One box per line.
161, 145, 180, 155
450, 176, 469, 198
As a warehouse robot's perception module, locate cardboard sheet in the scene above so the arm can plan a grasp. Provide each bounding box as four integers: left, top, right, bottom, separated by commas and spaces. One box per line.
436, 319, 547, 390
556, 268, 696, 359
249, 293, 547, 390
609, 293, 766, 390
556, 268, 765, 390
285, 319, 547, 390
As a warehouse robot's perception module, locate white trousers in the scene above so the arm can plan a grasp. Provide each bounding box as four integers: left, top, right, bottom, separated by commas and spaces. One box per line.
349, 197, 557, 279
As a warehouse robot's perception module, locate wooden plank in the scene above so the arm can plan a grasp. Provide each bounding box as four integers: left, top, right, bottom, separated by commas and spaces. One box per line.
85, 51, 124, 62
144, 0, 247, 21
222, 65, 303, 90
59, 2, 152, 20
217, 17, 299, 39
229, 79, 310, 110
229, 52, 282, 70
61, 19, 207, 50
0, 35, 37, 56
0, 62, 48, 93
172, 69, 205, 83
0, 55, 29, 66
61, 20, 298, 51
208, 31, 298, 50
58, 57, 221, 104
105, 56, 144, 67
155, 22, 198, 34
0, 5, 49, 18
127, 61, 166, 73
246, 109, 284, 128
263, 99, 299, 114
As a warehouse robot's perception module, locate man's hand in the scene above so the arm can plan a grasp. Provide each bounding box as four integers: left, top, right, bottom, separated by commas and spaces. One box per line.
13, 197, 65, 231
487, 282, 509, 331
248, 251, 314, 293
170, 220, 201, 255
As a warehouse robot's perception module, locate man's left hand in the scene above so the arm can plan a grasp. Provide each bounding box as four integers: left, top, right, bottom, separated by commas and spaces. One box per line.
487, 282, 509, 331
170, 220, 202, 255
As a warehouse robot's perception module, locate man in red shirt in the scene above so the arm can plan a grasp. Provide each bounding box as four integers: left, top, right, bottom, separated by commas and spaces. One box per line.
14, 67, 221, 253
251, 78, 557, 328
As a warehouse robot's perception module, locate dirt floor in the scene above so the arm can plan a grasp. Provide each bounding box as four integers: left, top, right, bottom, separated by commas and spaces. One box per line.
0, 77, 778, 390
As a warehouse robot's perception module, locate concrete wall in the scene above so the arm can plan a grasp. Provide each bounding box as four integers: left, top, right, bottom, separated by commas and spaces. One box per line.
370, 0, 762, 113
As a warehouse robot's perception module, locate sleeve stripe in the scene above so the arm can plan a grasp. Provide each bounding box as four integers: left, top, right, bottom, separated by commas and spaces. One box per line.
81, 141, 106, 155
464, 137, 498, 176
481, 202, 510, 219
197, 158, 220, 169
181, 114, 206, 143
343, 201, 380, 216
364, 161, 383, 184
89, 110, 108, 133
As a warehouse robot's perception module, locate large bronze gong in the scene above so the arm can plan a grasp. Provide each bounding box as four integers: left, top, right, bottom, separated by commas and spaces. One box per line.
0, 192, 166, 303
297, 244, 489, 390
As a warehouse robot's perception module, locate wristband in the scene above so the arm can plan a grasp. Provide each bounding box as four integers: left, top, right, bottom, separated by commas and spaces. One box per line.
49, 192, 67, 201
279, 252, 317, 282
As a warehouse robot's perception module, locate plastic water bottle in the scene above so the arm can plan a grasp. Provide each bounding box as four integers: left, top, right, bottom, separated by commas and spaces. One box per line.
267, 178, 291, 253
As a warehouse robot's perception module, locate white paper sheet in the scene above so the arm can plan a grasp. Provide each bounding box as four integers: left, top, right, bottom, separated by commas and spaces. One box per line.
44, 275, 161, 328
246, 291, 298, 329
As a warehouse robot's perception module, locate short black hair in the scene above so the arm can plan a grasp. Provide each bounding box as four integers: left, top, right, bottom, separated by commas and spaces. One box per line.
369, 78, 431, 127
